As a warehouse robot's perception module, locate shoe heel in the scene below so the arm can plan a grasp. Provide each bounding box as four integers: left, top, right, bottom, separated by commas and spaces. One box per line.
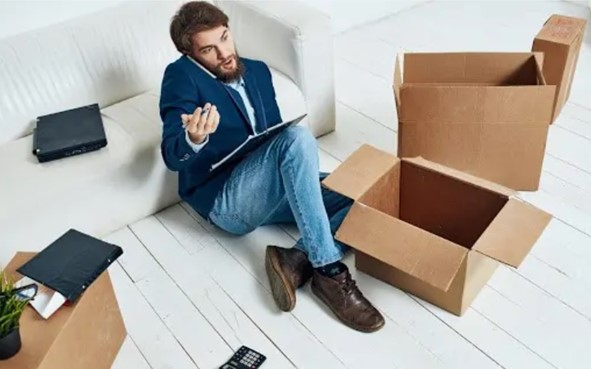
265, 247, 295, 312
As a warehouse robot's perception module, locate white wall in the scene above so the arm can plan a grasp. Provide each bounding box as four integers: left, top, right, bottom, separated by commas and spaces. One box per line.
0, 1, 125, 40
0, 0, 429, 40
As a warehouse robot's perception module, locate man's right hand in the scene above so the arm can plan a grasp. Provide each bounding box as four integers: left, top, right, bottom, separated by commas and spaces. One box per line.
181, 103, 220, 144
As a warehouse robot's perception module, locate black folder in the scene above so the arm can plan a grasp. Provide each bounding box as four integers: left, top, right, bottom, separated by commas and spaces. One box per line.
32, 103, 107, 163
16, 229, 123, 303
210, 113, 307, 174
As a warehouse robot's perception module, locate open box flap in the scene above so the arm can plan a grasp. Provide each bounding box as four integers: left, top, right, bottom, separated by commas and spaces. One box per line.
322, 144, 398, 201
472, 198, 552, 267
393, 54, 402, 112
336, 202, 468, 292
532, 52, 547, 85
402, 157, 514, 197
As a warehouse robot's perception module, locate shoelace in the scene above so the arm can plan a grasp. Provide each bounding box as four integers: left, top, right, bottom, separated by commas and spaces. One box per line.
341, 274, 358, 295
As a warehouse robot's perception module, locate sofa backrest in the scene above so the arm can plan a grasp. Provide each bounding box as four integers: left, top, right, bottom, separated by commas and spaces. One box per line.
0, 1, 182, 145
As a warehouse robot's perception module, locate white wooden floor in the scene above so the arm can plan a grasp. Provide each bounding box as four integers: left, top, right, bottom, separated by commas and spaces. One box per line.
109, 2, 591, 369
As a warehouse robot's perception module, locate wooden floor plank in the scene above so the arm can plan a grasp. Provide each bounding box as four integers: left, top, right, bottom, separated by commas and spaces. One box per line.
111, 336, 153, 369
108, 255, 198, 369
335, 59, 398, 131
132, 209, 340, 369
542, 154, 591, 195
420, 300, 558, 369
107, 227, 236, 369
473, 285, 591, 369
317, 102, 396, 162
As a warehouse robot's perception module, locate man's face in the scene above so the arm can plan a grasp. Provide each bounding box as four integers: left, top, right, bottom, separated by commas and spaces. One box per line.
190, 25, 242, 83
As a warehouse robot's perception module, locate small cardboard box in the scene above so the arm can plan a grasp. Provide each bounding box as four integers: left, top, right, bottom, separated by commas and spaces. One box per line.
532, 14, 587, 121
2, 252, 126, 369
323, 144, 552, 316
394, 52, 556, 191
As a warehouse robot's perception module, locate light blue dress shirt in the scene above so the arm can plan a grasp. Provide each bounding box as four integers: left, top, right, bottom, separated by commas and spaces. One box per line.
184, 56, 256, 152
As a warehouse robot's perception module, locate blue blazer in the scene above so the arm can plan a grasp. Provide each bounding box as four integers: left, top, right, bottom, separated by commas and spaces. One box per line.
159, 55, 282, 219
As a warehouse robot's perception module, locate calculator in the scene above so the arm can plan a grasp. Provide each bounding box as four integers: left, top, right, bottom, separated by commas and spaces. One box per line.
219, 346, 266, 369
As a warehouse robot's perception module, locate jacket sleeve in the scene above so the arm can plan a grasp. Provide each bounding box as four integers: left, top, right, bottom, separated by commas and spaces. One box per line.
159, 63, 213, 172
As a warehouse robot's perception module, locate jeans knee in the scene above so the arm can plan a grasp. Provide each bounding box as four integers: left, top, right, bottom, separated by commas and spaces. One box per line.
209, 212, 256, 236
282, 126, 316, 150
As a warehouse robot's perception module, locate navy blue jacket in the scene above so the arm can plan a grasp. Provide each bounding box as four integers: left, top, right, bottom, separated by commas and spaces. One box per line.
159, 55, 282, 219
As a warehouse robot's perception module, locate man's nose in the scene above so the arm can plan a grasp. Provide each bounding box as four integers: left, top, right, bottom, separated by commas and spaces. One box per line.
217, 46, 232, 61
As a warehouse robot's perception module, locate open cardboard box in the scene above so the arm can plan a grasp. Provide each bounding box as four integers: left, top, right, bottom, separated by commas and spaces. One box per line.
394, 14, 586, 191
2, 252, 126, 369
394, 51, 555, 191
323, 144, 552, 316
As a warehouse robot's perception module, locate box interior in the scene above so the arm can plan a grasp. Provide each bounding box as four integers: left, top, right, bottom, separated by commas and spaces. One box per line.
403, 54, 542, 86
360, 161, 508, 249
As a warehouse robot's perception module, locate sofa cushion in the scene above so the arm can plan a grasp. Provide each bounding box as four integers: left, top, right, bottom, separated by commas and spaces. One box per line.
271, 68, 307, 123
0, 1, 181, 145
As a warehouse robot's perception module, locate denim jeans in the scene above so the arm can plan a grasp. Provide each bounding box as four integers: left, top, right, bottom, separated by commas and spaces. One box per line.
208, 126, 352, 267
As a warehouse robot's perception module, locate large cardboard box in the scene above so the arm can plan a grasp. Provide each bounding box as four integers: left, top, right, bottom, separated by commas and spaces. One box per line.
532, 14, 587, 121
394, 14, 587, 191
2, 252, 126, 369
394, 52, 556, 191
323, 144, 552, 316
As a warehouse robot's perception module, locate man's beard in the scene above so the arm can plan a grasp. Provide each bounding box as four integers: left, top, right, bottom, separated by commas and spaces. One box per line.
212, 54, 244, 83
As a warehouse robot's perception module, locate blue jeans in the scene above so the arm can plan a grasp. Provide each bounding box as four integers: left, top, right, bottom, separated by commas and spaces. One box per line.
208, 126, 352, 267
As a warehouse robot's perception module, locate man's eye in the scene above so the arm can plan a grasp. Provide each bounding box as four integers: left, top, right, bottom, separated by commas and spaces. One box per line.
222, 35, 228, 41
202, 47, 212, 54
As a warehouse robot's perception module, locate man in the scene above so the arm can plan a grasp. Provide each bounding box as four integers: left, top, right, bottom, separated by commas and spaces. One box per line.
160, 1, 384, 333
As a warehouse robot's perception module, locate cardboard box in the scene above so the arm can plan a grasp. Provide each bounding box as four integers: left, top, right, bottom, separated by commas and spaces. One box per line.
322, 144, 552, 316
2, 252, 126, 369
532, 14, 587, 122
394, 52, 556, 191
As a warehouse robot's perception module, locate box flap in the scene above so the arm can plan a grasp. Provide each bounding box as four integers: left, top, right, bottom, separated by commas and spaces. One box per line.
472, 198, 551, 267
336, 202, 468, 291
533, 52, 547, 85
399, 84, 556, 124
402, 157, 514, 197
534, 14, 587, 46
322, 144, 399, 201
393, 54, 402, 111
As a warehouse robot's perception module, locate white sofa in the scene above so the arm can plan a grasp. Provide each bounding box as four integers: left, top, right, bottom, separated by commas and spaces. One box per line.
0, 1, 335, 264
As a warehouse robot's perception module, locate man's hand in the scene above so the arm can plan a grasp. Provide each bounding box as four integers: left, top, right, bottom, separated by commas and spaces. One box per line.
181, 103, 220, 144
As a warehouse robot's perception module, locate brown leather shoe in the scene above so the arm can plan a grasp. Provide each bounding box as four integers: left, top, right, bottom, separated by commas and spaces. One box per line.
311, 267, 385, 333
265, 245, 313, 312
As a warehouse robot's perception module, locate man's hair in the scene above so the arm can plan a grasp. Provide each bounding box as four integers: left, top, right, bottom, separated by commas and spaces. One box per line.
170, 1, 229, 55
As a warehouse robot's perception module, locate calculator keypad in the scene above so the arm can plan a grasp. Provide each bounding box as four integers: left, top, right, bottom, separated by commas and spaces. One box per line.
221, 346, 266, 369
239, 348, 263, 368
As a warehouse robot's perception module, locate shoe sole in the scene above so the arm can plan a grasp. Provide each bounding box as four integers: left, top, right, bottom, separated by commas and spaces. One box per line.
311, 283, 385, 333
265, 246, 296, 312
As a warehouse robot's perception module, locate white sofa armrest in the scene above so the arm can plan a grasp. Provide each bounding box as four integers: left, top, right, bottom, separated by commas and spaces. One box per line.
215, 0, 335, 137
